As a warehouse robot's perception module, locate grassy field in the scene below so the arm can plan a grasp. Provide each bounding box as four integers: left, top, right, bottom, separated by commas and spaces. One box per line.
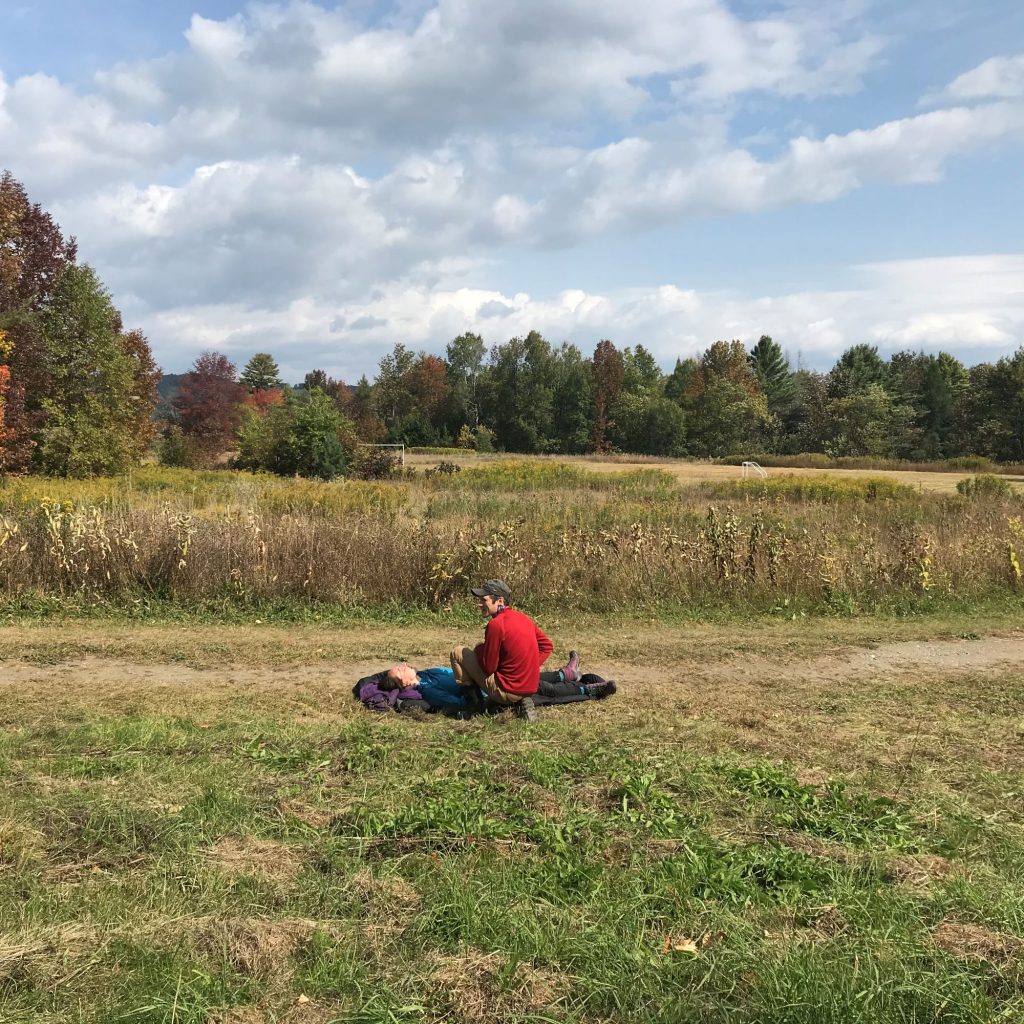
1, 614, 1023, 1023
405, 450, 1024, 495
1, 464, 1022, 1021
0, 459, 1023, 617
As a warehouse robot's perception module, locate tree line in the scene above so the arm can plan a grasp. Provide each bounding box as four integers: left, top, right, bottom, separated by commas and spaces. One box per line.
4, 169, 1024, 480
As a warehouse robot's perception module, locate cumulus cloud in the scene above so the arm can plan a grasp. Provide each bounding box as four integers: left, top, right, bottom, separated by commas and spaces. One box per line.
2, 2, 1022, 381
142, 255, 1024, 381
935, 53, 1024, 103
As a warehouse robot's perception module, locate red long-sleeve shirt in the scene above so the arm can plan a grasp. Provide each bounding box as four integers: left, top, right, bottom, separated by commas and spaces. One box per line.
474, 607, 553, 696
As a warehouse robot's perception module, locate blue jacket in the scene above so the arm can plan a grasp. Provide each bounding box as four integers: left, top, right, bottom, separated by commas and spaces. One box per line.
415, 667, 468, 708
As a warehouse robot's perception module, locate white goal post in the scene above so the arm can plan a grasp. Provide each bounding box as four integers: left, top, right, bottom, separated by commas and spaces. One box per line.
741, 461, 768, 478
357, 443, 405, 466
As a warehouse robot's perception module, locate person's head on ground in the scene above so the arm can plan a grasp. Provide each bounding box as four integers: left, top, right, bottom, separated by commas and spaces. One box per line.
471, 579, 511, 617
386, 662, 418, 688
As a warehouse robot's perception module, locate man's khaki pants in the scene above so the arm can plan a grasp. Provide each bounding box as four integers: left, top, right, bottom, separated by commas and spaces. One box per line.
450, 646, 522, 706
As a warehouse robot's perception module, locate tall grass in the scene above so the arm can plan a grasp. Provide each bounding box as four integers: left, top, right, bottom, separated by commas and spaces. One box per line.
0, 464, 1021, 614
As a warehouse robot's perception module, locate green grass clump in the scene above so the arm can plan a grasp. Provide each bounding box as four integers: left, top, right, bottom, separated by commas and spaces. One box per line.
956, 474, 1015, 500
698, 474, 917, 503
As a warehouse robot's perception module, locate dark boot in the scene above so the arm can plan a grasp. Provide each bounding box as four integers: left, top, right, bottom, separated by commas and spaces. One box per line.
582, 676, 616, 700
516, 696, 537, 722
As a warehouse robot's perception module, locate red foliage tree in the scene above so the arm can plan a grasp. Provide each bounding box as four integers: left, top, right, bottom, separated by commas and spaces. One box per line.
406, 353, 449, 424
590, 339, 624, 453
0, 171, 78, 470
243, 387, 285, 416
173, 351, 245, 465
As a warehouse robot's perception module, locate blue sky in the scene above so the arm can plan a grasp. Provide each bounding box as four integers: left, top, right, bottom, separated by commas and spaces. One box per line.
2, 0, 1022, 381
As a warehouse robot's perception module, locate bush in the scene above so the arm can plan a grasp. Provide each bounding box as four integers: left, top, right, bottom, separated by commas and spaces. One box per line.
351, 447, 400, 480
158, 426, 201, 469
956, 474, 1014, 499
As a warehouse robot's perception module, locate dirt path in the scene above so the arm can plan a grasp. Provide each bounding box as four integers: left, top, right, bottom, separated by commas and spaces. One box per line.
1, 632, 1021, 707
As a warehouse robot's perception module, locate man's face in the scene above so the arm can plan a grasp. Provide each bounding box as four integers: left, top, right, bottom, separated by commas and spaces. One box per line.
476, 593, 503, 617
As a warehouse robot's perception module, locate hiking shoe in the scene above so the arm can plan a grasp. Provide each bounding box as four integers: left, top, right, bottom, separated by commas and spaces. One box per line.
561, 650, 581, 683
516, 696, 537, 722
396, 699, 428, 716
584, 678, 617, 700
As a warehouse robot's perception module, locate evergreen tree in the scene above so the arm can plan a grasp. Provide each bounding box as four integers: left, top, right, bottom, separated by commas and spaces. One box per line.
748, 335, 796, 413
828, 344, 889, 398
240, 352, 283, 392
33, 265, 153, 476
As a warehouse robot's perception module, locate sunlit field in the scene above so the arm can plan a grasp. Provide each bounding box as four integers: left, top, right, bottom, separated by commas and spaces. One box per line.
0, 459, 1022, 617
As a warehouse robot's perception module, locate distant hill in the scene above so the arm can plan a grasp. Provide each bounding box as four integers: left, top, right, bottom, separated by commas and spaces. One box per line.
156, 373, 183, 419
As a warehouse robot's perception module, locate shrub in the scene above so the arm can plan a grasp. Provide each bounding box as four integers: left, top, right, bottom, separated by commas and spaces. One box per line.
351, 447, 400, 480
956, 474, 1014, 499
158, 426, 201, 469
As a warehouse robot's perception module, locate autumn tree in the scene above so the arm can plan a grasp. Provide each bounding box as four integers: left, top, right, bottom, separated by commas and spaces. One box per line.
685, 340, 768, 456
33, 265, 157, 476
173, 351, 245, 466
0, 170, 77, 470
590, 339, 624, 452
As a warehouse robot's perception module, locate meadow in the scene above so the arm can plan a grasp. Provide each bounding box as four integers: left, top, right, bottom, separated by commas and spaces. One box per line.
0, 615, 1022, 1023
0, 459, 1022, 618
1, 459, 1022, 1022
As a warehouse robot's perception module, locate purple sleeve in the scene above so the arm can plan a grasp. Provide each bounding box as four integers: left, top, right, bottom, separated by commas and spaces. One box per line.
360, 682, 397, 712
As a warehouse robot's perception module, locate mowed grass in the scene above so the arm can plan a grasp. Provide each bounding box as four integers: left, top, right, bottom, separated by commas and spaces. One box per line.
405, 450, 1024, 495
1, 620, 1022, 1023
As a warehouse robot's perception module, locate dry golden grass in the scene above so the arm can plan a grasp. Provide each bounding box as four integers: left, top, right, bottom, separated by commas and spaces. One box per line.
408, 449, 1024, 494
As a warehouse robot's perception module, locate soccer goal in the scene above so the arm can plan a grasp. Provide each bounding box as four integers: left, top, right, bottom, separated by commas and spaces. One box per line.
357, 443, 406, 466
741, 461, 767, 478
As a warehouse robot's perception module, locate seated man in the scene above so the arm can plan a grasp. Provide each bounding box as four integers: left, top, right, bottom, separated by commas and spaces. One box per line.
451, 578, 604, 721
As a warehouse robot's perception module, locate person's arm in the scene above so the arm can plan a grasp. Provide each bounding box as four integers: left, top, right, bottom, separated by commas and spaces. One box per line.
535, 624, 553, 666
478, 617, 502, 676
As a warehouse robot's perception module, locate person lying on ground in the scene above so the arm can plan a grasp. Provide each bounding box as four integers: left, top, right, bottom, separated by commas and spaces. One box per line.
354, 658, 615, 715
450, 578, 559, 722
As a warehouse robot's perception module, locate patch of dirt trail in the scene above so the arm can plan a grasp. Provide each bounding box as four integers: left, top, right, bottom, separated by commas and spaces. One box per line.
0, 630, 1020, 717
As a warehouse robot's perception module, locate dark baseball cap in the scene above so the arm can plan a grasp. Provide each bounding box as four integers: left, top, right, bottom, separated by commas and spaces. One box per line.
470, 579, 512, 603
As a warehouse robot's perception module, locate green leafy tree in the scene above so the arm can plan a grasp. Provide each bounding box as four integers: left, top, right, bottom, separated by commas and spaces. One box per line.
240, 352, 284, 392
550, 343, 593, 454
488, 331, 556, 452
239, 389, 353, 479
33, 265, 152, 476
967, 349, 1024, 462
685, 341, 768, 457
374, 343, 415, 425
664, 357, 697, 405
612, 393, 686, 455
445, 332, 486, 432
827, 383, 915, 458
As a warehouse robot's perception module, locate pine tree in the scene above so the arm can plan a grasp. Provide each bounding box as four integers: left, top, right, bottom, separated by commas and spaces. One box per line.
240, 352, 283, 392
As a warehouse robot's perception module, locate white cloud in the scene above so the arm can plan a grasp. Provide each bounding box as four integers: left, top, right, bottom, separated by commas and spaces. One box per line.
937, 54, 1024, 102
142, 255, 1024, 380
2, 2, 1022, 382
